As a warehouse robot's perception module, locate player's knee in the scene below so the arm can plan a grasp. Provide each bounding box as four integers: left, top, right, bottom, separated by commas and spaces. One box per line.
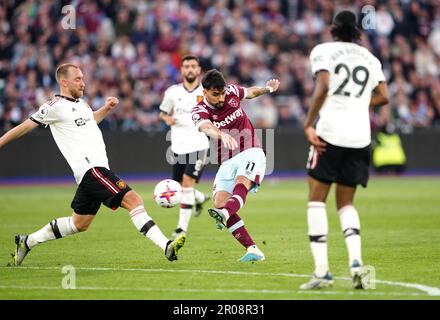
181, 175, 195, 188
75, 221, 89, 232
72, 218, 91, 232
123, 190, 144, 208
235, 176, 252, 190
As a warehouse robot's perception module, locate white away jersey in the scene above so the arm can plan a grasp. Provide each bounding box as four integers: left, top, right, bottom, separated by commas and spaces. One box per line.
310, 42, 386, 148
30, 95, 109, 184
159, 83, 209, 154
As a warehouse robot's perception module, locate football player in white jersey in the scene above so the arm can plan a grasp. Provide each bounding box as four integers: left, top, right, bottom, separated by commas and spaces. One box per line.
300, 11, 389, 290
0, 63, 186, 266
159, 55, 210, 238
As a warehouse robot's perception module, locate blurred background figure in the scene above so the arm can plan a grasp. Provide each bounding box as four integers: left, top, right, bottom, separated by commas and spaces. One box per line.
0, 0, 440, 138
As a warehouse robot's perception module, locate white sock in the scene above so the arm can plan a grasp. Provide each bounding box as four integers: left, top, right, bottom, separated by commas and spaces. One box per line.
307, 202, 329, 277
177, 188, 195, 232
339, 205, 362, 267
220, 208, 230, 221
130, 206, 169, 251
194, 189, 206, 204
26, 217, 79, 249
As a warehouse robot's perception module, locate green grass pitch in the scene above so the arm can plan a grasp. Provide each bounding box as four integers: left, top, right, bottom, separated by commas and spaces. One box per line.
0, 176, 439, 300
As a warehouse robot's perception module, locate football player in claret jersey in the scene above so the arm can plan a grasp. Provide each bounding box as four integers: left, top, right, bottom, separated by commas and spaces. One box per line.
0, 63, 186, 266
192, 69, 280, 262
300, 11, 389, 289
159, 55, 210, 239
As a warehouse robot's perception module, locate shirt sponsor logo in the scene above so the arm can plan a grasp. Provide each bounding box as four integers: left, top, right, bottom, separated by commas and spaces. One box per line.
213, 109, 243, 128
74, 117, 91, 126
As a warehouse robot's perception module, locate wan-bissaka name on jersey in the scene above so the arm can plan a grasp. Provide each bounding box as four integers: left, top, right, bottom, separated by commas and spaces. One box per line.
310, 41, 386, 148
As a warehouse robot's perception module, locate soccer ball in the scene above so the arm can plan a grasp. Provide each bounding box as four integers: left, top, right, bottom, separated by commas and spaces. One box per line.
153, 179, 182, 208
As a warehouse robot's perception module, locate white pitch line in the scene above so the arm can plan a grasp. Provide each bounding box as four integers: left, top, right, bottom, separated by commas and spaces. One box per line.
0, 285, 427, 297
1, 266, 439, 296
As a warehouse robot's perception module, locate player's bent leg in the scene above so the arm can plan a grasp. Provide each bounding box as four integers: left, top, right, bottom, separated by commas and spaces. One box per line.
11, 213, 84, 266
120, 190, 144, 211
121, 190, 186, 261
194, 189, 210, 217
216, 176, 252, 223
71, 212, 95, 232
213, 191, 230, 209
210, 182, 264, 261
223, 175, 252, 215
181, 174, 196, 188
208, 191, 231, 230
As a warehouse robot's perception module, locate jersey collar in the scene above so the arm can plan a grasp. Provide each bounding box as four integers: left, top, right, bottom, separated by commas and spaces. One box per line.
55, 94, 80, 103
203, 97, 217, 109
182, 82, 201, 93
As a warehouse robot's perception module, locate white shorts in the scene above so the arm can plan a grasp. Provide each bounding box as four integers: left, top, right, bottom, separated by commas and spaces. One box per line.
213, 147, 266, 195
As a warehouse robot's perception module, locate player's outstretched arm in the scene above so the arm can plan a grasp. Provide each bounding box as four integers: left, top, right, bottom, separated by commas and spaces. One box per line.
304, 71, 329, 154
198, 121, 238, 150
245, 79, 280, 99
93, 97, 119, 124
370, 82, 389, 108
0, 119, 39, 149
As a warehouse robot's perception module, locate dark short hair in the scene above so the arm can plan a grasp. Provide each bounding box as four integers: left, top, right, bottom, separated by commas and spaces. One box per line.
331, 11, 361, 42
181, 54, 200, 65
55, 63, 79, 83
202, 69, 226, 90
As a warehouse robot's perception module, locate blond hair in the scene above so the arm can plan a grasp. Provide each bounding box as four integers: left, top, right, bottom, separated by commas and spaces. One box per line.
55, 63, 79, 83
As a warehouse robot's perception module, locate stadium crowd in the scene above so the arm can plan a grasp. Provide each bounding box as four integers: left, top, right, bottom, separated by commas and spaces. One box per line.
1, 0, 440, 133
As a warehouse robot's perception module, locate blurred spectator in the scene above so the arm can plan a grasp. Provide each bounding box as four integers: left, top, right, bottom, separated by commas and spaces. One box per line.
414, 39, 438, 77
1, 0, 440, 134
111, 35, 136, 62
411, 91, 434, 128
136, 95, 162, 132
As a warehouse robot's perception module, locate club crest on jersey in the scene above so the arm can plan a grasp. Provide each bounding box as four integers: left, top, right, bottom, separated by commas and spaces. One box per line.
116, 180, 127, 189
197, 95, 204, 103
229, 97, 239, 108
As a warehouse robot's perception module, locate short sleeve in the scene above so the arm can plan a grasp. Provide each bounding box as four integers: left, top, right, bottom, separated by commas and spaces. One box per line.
310, 44, 329, 75
191, 105, 211, 129
371, 58, 386, 88
30, 103, 58, 127
227, 84, 246, 100
159, 88, 174, 114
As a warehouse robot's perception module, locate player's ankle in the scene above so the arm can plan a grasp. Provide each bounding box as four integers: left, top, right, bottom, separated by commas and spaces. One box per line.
220, 208, 230, 221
